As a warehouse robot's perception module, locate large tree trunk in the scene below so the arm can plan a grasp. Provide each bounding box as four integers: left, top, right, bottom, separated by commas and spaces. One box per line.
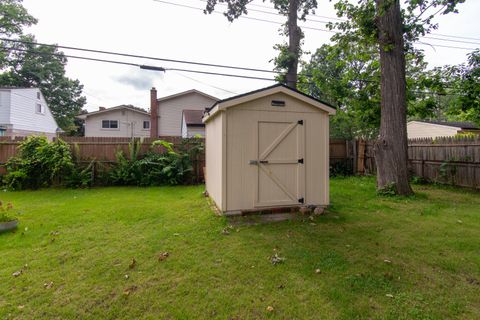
286, 0, 301, 89
374, 0, 413, 195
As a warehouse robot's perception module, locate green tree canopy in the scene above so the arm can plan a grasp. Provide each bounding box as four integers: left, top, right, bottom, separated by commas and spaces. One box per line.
0, 0, 86, 133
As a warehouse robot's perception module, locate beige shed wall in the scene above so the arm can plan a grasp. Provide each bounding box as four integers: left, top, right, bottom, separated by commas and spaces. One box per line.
407, 121, 459, 139
84, 109, 150, 137
205, 111, 224, 211
223, 94, 330, 212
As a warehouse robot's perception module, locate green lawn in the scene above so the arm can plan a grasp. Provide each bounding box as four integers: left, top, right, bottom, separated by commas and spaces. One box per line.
1, 177, 479, 319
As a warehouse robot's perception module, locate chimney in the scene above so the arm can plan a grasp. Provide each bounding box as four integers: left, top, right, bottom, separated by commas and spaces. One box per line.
99, 106, 106, 111
150, 87, 158, 138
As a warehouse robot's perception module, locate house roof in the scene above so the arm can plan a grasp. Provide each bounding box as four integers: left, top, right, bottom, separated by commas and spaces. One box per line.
410, 120, 479, 130
0, 86, 35, 90
203, 83, 337, 122
77, 105, 149, 119
182, 110, 205, 127
157, 89, 219, 103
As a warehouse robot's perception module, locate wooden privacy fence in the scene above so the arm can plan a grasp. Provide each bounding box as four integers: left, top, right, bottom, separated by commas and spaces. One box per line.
1, 136, 479, 188
0, 136, 205, 182
346, 137, 480, 189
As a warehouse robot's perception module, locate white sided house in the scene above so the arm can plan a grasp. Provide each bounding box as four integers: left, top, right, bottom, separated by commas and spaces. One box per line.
150, 88, 218, 138
203, 84, 336, 215
78, 105, 151, 138
0, 87, 59, 138
407, 120, 480, 139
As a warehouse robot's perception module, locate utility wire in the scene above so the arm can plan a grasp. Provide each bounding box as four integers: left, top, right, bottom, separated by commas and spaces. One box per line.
158, 0, 480, 47
2, 47, 276, 81
0, 38, 277, 74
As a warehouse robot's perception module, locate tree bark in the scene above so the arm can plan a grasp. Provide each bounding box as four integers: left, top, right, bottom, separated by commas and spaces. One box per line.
286, 0, 301, 89
374, 0, 413, 195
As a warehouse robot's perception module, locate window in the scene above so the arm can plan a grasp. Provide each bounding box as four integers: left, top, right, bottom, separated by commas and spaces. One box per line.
36, 103, 45, 114
102, 120, 118, 129
143, 120, 150, 129
0, 128, 5, 137
37, 92, 41, 100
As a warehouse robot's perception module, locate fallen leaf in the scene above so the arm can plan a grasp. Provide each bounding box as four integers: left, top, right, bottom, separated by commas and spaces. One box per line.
457, 220, 463, 224
123, 285, 138, 296
44, 282, 54, 289
270, 253, 285, 265
12, 270, 22, 277
18, 305, 25, 310
221, 228, 230, 235
158, 252, 170, 262
124, 274, 129, 280
128, 258, 136, 269
266, 306, 274, 312
384, 259, 392, 264
386, 294, 394, 298
315, 269, 321, 274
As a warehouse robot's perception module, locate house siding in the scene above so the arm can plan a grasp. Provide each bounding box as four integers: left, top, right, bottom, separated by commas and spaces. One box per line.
84, 109, 151, 137
407, 121, 459, 139
158, 92, 217, 136
0, 90, 11, 124
0, 88, 58, 137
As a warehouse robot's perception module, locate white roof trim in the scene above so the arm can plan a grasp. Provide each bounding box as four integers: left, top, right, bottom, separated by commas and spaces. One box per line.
77, 105, 149, 119
203, 86, 336, 123
157, 89, 219, 103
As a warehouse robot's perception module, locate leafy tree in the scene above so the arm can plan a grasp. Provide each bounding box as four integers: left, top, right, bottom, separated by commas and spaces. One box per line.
0, 1, 86, 132
331, 0, 465, 195
204, 0, 318, 88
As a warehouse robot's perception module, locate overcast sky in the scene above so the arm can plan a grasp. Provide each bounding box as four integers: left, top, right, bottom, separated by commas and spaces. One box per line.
22, 0, 480, 112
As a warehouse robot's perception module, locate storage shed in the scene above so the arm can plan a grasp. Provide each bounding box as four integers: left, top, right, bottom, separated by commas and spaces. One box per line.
203, 84, 336, 215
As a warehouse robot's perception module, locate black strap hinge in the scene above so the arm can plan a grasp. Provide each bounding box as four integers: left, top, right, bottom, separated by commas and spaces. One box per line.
298, 197, 304, 204
298, 158, 304, 164
297, 120, 303, 125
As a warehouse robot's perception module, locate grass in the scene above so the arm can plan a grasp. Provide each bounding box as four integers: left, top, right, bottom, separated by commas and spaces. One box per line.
0, 177, 479, 319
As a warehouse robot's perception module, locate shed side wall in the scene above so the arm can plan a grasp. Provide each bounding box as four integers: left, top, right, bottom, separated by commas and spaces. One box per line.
205, 111, 223, 210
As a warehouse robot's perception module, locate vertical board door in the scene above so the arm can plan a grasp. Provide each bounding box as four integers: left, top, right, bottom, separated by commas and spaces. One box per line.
254, 119, 305, 207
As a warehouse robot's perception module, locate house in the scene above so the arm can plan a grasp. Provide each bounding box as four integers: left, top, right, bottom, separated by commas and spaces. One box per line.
407, 120, 480, 139
77, 105, 150, 138
181, 110, 205, 138
203, 83, 336, 215
0, 87, 59, 138
150, 88, 218, 138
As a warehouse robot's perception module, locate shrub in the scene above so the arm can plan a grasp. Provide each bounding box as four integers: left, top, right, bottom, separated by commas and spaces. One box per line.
3, 136, 74, 190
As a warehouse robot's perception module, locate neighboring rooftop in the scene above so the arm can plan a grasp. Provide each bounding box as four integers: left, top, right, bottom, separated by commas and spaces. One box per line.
183, 109, 205, 127
412, 120, 479, 130
77, 105, 149, 119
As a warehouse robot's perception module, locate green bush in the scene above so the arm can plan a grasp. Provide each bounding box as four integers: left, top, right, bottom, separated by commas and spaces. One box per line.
3, 136, 74, 190
0, 201, 15, 223
109, 139, 196, 186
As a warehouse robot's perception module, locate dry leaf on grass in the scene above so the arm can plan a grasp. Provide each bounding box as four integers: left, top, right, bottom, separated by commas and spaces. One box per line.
266, 306, 274, 312
123, 285, 138, 296
270, 253, 285, 265
12, 270, 22, 277
44, 282, 54, 289
158, 252, 170, 262
128, 258, 136, 269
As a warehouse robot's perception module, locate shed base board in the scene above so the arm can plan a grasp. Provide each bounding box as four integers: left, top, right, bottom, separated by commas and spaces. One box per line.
222, 205, 328, 217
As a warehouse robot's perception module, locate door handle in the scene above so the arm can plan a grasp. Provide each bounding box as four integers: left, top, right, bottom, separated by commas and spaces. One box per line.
259, 160, 269, 164
249, 160, 258, 165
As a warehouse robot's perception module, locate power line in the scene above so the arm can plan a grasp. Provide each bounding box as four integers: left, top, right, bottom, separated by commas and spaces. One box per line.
0, 37, 277, 74
2, 46, 277, 81
171, 71, 239, 94
152, 0, 336, 33
158, 0, 480, 47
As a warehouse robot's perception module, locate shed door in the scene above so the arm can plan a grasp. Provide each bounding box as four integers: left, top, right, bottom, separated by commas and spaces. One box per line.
254, 119, 305, 207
